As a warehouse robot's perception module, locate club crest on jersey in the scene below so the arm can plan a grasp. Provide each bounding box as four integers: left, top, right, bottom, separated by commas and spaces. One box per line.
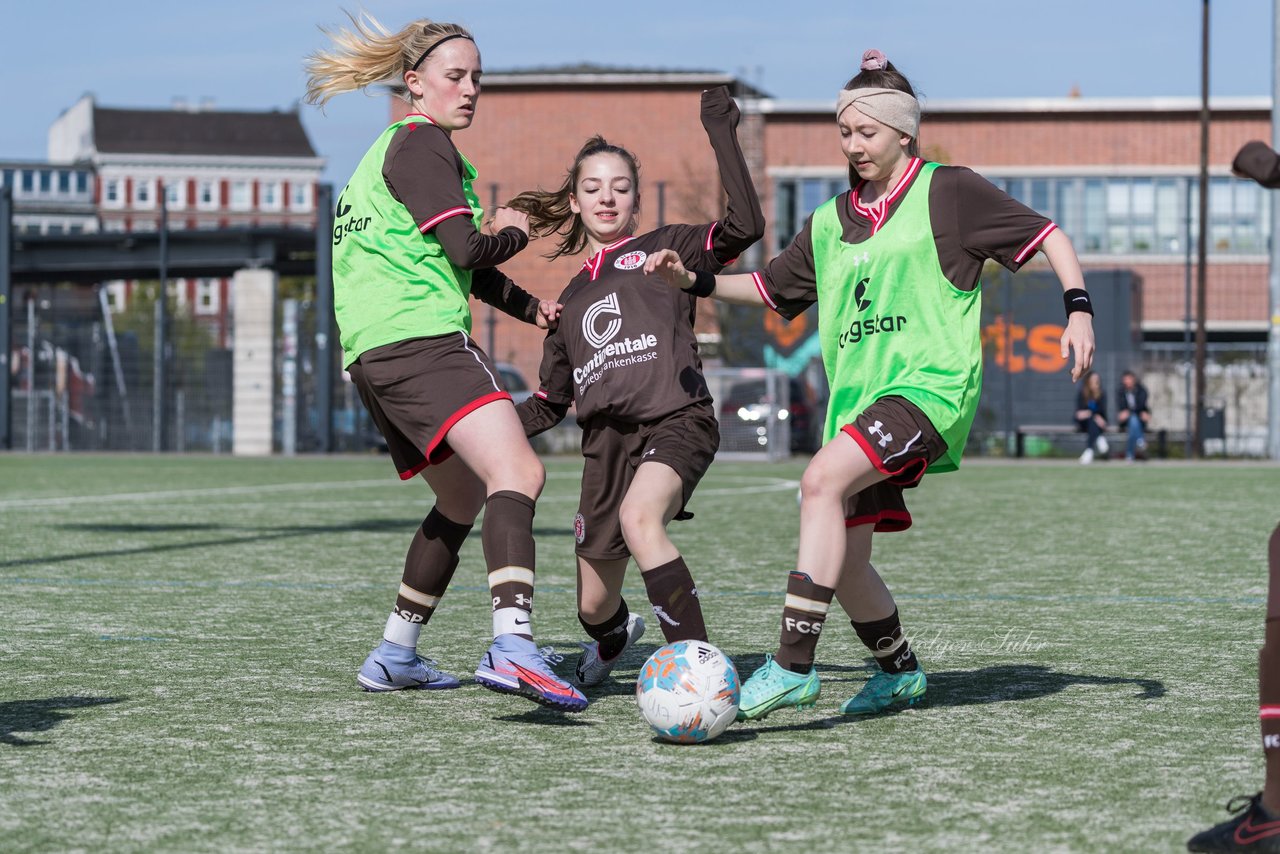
614, 250, 647, 270
574, 513, 586, 544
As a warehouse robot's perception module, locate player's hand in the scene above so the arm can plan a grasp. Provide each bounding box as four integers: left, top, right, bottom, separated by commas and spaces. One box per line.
643, 248, 694, 290
701, 85, 740, 129
1061, 312, 1095, 382
489, 206, 529, 237
535, 298, 562, 330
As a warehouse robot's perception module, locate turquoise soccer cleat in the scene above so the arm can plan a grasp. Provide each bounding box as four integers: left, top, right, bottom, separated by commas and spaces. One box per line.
735, 654, 821, 721
840, 667, 927, 715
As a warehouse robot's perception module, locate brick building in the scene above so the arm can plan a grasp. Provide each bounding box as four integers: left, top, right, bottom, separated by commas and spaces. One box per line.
385, 69, 1271, 400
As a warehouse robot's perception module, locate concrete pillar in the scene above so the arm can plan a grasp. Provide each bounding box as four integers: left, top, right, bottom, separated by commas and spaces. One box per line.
232, 268, 276, 456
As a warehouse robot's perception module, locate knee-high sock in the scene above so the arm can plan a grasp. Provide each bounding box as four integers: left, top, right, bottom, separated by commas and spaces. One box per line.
483, 491, 537, 640
641, 557, 708, 643
776, 571, 834, 674
383, 507, 471, 649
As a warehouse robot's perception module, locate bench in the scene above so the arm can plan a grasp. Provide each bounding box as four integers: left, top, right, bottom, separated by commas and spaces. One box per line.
1014, 424, 1178, 459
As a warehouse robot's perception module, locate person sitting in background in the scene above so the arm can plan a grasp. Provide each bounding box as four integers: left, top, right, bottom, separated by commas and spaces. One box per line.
1074, 370, 1108, 464
1116, 370, 1151, 462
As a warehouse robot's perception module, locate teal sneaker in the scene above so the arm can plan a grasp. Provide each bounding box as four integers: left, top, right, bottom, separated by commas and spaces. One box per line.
735, 654, 821, 721
840, 667, 926, 715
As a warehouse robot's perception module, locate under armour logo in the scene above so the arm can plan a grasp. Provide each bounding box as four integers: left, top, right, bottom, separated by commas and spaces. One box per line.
642, 448, 657, 458
1267, 734, 1280, 749
515, 593, 533, 608
868, 420, 893, 448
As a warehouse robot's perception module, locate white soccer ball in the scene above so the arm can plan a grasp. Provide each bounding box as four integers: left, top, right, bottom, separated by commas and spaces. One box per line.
635, 640, 740, 744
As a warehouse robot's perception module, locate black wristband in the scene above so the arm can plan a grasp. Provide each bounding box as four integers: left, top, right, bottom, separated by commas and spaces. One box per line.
1063, 288, 1093, 317
683, 270, 716, 298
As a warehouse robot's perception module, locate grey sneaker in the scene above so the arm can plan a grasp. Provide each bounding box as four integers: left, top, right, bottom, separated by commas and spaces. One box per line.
575, 612, 646, 687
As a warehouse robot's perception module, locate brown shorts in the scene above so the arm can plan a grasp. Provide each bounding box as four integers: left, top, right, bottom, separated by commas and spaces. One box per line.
574, 403, 719, 560
840, 396, 947, 533
348, 333, 511, 480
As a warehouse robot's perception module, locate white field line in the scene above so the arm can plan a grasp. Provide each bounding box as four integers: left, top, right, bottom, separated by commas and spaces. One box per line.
0, 474, 800, 511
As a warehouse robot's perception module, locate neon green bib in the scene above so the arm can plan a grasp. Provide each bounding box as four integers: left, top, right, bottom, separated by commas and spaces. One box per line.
332, 117, 484, 367
810, 162, 981, 472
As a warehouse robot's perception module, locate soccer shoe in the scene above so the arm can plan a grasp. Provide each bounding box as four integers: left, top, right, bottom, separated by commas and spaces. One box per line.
475, 634, 588, 712
575, 612, 646, 687
1079, 448, 1094, 464
1188, 793, 1280, 852
1095, 435, 1110, 455
735, 654, 821, 721
356, 641, 461, 692
840, 667, 927, 715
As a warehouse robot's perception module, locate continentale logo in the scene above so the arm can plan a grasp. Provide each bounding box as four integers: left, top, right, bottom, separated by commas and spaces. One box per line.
573, 292, 659, 386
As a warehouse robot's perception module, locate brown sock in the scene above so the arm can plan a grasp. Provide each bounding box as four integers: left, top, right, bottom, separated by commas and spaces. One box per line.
852, 609, 919, 674
393, 507, 472, 626
484, 491, 536, 640
775, 571, 834, 674
640, 557, 708, 643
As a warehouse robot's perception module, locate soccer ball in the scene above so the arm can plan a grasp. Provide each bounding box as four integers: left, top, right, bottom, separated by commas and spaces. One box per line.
635, 640, 740, 744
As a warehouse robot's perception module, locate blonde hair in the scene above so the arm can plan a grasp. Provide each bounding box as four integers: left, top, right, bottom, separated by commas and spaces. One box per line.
507, 137, 641, 260
304, 11, 473, 107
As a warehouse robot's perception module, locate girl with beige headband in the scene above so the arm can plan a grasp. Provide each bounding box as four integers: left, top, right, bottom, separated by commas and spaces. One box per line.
305, 12, 586, 711
646, 49, 1095, 722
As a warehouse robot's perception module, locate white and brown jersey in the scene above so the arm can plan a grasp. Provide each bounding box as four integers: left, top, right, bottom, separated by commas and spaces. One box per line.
754, 162, 1057, 318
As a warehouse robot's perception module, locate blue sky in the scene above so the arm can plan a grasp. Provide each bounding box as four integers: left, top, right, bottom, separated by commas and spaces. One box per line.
0, 1, 1274, 185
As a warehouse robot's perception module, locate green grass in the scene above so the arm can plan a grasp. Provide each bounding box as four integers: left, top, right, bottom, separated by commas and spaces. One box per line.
1, 453, 1277, 851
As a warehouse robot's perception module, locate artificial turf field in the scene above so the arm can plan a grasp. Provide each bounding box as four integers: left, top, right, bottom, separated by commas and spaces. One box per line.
0, 453, 1277, 852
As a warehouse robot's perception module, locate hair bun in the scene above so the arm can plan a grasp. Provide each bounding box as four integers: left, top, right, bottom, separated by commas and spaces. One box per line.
860, 49, 888, 71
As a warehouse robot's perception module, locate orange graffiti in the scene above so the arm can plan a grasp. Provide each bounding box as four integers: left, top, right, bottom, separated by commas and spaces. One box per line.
981, 315, 1067, 374
764, 310, 808, 350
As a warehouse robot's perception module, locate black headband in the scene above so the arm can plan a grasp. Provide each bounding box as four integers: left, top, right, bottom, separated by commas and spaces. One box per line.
409, 33, 473, 71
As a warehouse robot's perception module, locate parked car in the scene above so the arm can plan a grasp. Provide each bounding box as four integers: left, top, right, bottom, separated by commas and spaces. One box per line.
719, 376, 820, 453
496, 362, 534, 405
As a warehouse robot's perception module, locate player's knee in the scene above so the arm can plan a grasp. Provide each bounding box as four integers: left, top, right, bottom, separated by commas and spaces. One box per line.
799, 464, 841, 505
618, 501, 661, 546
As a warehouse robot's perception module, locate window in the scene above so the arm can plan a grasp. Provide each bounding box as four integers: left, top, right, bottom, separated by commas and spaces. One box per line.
290, 182, 312, 211
135, 179, 153, 206
38, 170, 52, 193
75, 172, 88, 194
20, 170, 34, 193
57, 171, 70, 194
230, 180, 251, 211
978, 173, 1268, 258
104, 178, 122, 206
260, 180, 281, 211
197, 180, 216, 210
195, 279, 220, 315
166, 181, 184, 209
1, 168, 12, 188
105, 282, 127, 312
771, 174, 848, 251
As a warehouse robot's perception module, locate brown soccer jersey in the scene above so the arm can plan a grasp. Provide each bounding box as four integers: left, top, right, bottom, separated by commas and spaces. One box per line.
527, 224, 728, 424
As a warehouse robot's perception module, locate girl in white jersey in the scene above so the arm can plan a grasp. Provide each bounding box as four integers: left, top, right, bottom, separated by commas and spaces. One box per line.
305, 12, 586, 711
648, 50, 1095, 722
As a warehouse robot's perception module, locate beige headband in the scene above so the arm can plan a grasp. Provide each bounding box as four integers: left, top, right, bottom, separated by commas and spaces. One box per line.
835, 87, 920, 138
